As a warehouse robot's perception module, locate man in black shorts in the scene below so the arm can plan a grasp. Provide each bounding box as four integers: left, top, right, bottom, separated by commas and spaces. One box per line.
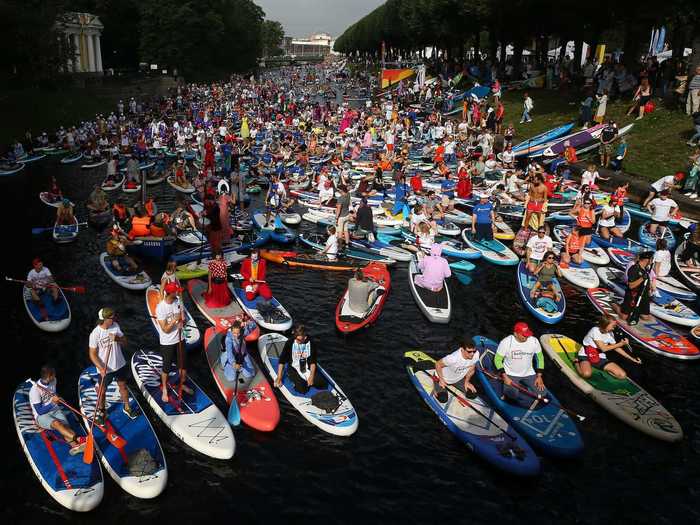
616, 252, 653, 323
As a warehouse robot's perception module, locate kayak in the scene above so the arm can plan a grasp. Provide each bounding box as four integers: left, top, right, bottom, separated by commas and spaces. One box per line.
259, 333, 359, 436
52, 217, 79, 244
231, 285, 293, 332
99, 252, 152, 290
261, 249, 368, 271
404, 351, 540, 476
559, 259, 599, 288
596, 267, 700, 327
176, 229, 207, 245
166, 175, 195, 194
299, 232, 396, 265
638, 221, 676, 249
516, 261, 565, 324
511, 122, 575, 153
540, 335, 683, 442
145, 286, 201, 350
673, 241, 700, 290
23, 286, 71, 332
462, 231, 518, 266
101, 174, 125, 192
586, 288, 700, 360
13, 381, 104, 511
81, 159, 107, 169
60, 152, 83, 164
252, 210, 297, 244
473, 336, 584, 458
335, 262, 390, 333
130, 350, 235, 459
186, 279, 260, 341
175, 251, 247, 280
39, 192, 72, 208
408, 258, 451, 324
77, 367, 167, 498
203, 328, 280, 432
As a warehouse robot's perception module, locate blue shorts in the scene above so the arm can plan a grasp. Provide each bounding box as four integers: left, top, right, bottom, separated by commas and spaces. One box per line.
577, 353, 607, 369
36, 407, 69, 430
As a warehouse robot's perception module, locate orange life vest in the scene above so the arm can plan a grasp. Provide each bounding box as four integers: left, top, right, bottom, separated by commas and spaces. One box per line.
144, 200, 156, 217
149, 224, 166, 237
129, 216, 151, 238
576, 208, 595, 229
567, 233, 581, 253
112, 203, 127, 219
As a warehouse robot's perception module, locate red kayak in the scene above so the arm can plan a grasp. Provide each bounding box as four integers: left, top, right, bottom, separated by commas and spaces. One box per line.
203, 327, 280, 431
187, 279, 259, 341
335, 262, 390, 333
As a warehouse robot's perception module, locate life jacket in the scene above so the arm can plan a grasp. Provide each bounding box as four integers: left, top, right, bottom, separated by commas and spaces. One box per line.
149, 223, 166, 237
576, 208, 595, 229
144, 199, 156, 217
129, 216, 151, 238
567, 233, 581, 253
112, 203, 128, 220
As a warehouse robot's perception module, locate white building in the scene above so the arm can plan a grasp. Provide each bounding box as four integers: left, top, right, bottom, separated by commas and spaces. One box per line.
282, 33, 334, 57
56, 12, 104, 74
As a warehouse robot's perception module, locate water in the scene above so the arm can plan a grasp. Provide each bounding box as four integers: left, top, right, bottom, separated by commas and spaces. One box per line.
3, 160, 699, 524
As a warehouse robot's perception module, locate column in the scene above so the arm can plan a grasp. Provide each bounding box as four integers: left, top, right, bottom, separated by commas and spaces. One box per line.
86, 31, 95, 72
65, 32, 73, 71
94, 34, 103, 72
72, 32, 82, 72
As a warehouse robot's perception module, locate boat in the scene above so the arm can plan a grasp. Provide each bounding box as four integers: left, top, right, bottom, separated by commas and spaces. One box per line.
258, 333, 359, 436
335, 262, 390, 333
540, 334, 683, 442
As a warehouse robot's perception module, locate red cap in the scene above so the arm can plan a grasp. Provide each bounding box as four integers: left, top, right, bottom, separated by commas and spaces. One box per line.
674, 171, 685, 180
164, 282, 183, 294
513, 321, 533, 337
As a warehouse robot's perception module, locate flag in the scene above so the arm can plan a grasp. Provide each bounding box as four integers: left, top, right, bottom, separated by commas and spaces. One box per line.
381, 69, 415, 89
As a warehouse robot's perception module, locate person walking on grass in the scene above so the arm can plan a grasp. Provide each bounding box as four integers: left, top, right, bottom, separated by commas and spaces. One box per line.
520, 93, 533, 123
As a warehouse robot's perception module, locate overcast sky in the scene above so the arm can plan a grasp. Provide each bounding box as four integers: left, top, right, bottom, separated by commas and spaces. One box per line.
255, 0, 384, 38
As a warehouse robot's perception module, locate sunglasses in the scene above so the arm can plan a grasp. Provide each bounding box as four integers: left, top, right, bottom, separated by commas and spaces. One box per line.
546, 256, 555, 260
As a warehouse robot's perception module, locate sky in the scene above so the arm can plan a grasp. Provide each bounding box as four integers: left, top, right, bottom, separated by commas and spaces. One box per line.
255, 0, 384, 38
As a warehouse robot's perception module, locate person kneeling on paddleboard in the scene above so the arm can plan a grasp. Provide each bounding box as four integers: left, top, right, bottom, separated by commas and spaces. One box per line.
155, 282, 193, 402
222, 320, 256, 382
575, 316, 641, 380
88, 307, 137, 423
495, 322, 547, 408
347, 268, 382, 313
434, 339, 479, 403
415, 244, 451, 293
613, 251, 653, 323
30, 365, 86, 454
27, 257, 59, 303
241, 249, 276, 315
275, 325, 328, 394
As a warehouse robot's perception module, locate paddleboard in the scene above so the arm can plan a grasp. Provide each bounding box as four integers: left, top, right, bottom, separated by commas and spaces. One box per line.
23, 286, 71, 332
516, 261, 565, 324
408, 258, 451, 323
99, 253, 151, 290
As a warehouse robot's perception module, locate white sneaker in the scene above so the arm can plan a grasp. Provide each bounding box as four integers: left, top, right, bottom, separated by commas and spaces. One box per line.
635, 116, 643, 120
519, 120, 524, 124
691, 193, 698, 199
689, 141, 698, 147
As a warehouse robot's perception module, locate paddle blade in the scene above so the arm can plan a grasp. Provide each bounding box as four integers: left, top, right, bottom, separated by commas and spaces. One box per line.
227, 398, 241, 426
83, 433, 95, 464
63, 285, 86, 294
31, 227, 50, 235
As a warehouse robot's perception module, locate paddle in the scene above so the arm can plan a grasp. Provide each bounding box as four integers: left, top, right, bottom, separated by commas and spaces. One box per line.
553, 335, 580, 368
30, 380, 126, 449
177, 321, 185, 399
85, 341, 114, 464
627, 272, 650, 326
32, 222, 87, 235
5, 276, 86, 294
425, 371, 518, 440
227, 367, 241, 426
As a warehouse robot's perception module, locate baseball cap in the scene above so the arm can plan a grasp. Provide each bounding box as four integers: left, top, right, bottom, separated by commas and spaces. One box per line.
98, 307, 115, 320
638, 251, 654, 261
513, 321, 533, 337
164, 282, 183, 294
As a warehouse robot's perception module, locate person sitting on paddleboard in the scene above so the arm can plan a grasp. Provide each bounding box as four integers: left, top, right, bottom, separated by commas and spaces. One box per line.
171, 201, 198, 233
525, 226, 554, 273
679, 223, 700, 267
155, 282, 193, 402
353, 197, 376, 242
128, 206, 152, 239
241, 249, 274, 305
47, 176, 62, 202
560, 225, 583, 267
575, 316, 641, 380
471, 193, 495, 241
106, 225, 139, 273
222, 320, 256, 382
652, 238, 672, 281
55, 198, 74, 226
274, 324, 327, 394
415, 243, 451, 293
27, 257, 59, 303
87, 184, 109, 213
30, 365, 87, 454
495, 322, 547, 408
347, 268, 381, 313
88, 307, 136, 423
434, 339, 479, 403
530, 251, 562, 302
598, 196, 624, 240
613, 251, 653, 322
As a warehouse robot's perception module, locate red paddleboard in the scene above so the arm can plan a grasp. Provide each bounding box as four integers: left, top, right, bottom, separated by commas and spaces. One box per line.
187, 279, 259, 341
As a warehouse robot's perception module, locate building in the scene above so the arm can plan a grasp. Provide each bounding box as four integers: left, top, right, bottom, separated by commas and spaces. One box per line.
55, 12, 104, 73
282, 33, 334, 58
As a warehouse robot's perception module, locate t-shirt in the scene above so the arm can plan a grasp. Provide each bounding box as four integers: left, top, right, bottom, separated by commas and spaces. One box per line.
440, 348, 480, 384
88, 322, 126, 373
337, 193, 351, 217
653, 249, 671, 277
29, 378, 58, 419
155, 298, 184, 345
472, 202, 493, 224
651, 175, 675, 192
324, 234, 338, 258
347, 278, 378, 312
648, 197, 677, 222
599, 204, 618, 227
27, 267, 52, 287
580, 326, 615, 359
496, 335, 542, 377
580, 170, 598, 187
526, 234, 553, 261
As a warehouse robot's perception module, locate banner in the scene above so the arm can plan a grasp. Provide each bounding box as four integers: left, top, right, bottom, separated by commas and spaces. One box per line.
381, 68, 415, 89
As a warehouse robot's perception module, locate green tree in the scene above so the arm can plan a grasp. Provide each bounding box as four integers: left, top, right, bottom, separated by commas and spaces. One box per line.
261, 20, 285, 57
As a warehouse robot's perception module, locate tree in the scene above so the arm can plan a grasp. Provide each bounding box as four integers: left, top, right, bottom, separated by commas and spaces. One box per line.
261, 20, 284, 57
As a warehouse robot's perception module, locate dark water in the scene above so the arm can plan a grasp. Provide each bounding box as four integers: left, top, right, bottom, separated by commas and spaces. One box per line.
3, 159, 699, 524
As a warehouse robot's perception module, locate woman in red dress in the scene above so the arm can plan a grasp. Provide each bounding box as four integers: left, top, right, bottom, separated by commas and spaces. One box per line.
204, 250, 231, 307
456, 161, 472, 199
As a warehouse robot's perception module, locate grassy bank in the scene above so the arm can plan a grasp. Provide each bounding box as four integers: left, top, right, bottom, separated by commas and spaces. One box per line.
498, 88, 694, 181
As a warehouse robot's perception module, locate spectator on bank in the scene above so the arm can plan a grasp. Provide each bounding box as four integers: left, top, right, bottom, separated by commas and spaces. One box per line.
688, 66, 700, 116
520, 92, 533, 124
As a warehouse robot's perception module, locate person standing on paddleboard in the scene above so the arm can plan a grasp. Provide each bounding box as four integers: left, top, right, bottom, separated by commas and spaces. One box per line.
495, 322, 547, 408
471, 194, 496, 241
88, 307, 136, 424
525, 227, 554, 273
275, 325, 327, 394
522, 174, 547, 230
155, 282, 193, 402
613, 251, 653, 323
434, 339, 479, 403
646, 190, 678, 239
575, 316, 641, 380
29, 365, 87, 454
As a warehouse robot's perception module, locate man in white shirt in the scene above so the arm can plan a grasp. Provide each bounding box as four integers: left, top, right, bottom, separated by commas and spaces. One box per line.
646, 190, 678, 237
88, 307, 136, 423
434, 339, 480, 403
26, 257, 59, 303
155, 282, 193, 402
494, 322, 547, 407
526, 227, 554, 273
319, 225, 339, 260
643, 173, 683, 206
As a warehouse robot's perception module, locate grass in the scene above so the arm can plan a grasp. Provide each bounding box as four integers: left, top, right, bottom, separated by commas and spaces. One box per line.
498, 88, 694, 180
